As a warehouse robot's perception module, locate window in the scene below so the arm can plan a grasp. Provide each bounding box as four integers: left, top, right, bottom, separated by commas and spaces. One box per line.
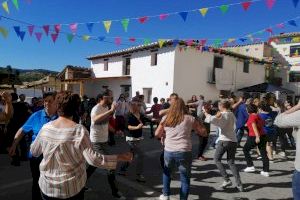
123, 57, 131, 75
104, 59, 108, 71
289, 72, 300, 82
143, 88, 152, 104
243, 60, 250, 73
290, 45, 300, 58
212, 56, 223, 83
151, 51, 158, 66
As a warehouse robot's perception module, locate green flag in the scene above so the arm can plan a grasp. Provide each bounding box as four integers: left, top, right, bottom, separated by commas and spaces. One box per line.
67, 34, 74, 43
121, 19, 129, 32
220, 5, 229, 14
144, 38, 151, 45
12, 0, 19, 10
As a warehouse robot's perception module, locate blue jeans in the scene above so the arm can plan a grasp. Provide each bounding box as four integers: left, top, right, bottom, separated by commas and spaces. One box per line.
293, 170, 300, 200
236, 127, 245, 145
163, 151, 192, 200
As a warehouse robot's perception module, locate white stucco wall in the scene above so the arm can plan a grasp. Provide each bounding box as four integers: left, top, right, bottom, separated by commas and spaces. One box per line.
223, 43, 269, 59
91, 57, 124, 77
272, 42, 300, 68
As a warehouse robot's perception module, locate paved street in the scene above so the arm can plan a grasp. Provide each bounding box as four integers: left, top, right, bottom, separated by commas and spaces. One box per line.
0, 130, 295, 200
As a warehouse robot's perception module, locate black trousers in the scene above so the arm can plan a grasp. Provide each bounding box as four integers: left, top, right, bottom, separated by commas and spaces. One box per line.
198, 136, 208, 157
41, 189, 84, 200
243, 135, 269, 172
30, 156, 43, 200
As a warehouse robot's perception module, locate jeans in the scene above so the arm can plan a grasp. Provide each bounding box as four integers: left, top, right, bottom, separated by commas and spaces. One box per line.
30, 156, 43, 200
243, 135, 269, 172
41, 189, 84, 200
214, 141, 242, 186
86, 142, 119, 195
236, 127, 245, 145
293, 170, 300, 200
163, 151, 192, 200
198, 136, 208, 157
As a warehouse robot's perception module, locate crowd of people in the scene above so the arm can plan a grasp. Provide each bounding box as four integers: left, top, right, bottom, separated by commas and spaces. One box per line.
0, 89, 299, 200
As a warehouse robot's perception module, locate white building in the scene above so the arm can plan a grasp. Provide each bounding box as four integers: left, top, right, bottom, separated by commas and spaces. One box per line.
82, 41, 271, 104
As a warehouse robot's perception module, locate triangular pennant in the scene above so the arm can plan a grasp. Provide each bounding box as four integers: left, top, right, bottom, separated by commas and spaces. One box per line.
223, 42, 228, 47
276, 23, 285, 28
200, 39, 207, 46
288, 20, 297, 26
2, 1, 9, 14
19, 31, 25, 41
266, 0, 276, 9
239, 38, 247, 42
98, 36, 105, 41
242, 1, 252, 11
186, 39, 194, 46
69, 23, 78, 34
138, 16, 148, 24
144, 38, 151, 45
43, 25, 50, 36
27, 25, 34, 36
178, 12, 188, 21
173, 39, 180, 47
0, 27, 8, 38
115, 37, 121, 45
129, 37, 136, 42
121, 19, 129, 32
54, 24, 61, 34
67, 34, 74, 43
199, 8, 208, 17
257, 30, 264, 35
13, 26, 20, 36
220, 5, 229, 14
266, 28, 273, 34
159, 14, 169, 20
82, 35, 90, 41
293, 0, 299, 7
35, 32, 42, 42
158, 39, 165, 48
86, 23, 94, 33
51, 33, 58, 43
213, 39, 222, 47
228, 38, 236, 43
103, 21, 112, 33
12, 0, 19, 10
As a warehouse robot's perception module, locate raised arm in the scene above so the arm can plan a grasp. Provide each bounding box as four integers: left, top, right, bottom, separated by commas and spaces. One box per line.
0, 92, 13, 122
92, 104, 115, 124
275, 105, 300, 128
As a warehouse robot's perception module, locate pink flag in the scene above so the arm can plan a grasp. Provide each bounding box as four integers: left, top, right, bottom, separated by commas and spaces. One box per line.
28, 25, 34, 36
186, 39, 193, 46
54, 24, 61, 34
276, 23, 285, 28
200, 39, 207, 46
159, 14, 169, 20
241, 1, 252, 11
129, 37, 136, 42
51, 33, 58, 43
69, 23, 78, 33
115, 37, 121, 45
266, 28, 273, 34
266, 0, 276, 9
35, 32, 42, 42
43, 25, 50, 36
138, 16, 148, 24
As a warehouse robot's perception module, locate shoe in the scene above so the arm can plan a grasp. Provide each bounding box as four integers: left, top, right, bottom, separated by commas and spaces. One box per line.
112, 191, 126, 200
260, 171, 270, 177
278, 152, 287, 159
198, 156, 207, 161
269, 159, 275, 163
237, 185, 244, 192
220, 180, 232, 189
243, 166, 256, 173
136, 174, 146, 183
83, 186, 92, 192
257, 156, 262, 160
159, 194, 170, 200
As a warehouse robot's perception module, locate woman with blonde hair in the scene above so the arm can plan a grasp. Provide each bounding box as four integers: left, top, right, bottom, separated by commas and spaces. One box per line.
155, 98, 207, 200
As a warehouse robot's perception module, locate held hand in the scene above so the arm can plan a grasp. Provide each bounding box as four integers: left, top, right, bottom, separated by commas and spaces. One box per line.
137, 123, 143, 129
255, 136, 260, 144
8, 145, 16, 157
117, 152, 133, 162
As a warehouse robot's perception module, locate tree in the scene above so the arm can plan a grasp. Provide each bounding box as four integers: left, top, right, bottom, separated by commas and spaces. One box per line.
6, 65, 18, 93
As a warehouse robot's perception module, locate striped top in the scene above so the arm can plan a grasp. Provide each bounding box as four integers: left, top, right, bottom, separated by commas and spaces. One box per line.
30, 122, 117, 199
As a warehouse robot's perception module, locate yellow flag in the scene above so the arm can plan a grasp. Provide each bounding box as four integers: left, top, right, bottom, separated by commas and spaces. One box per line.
103, 21, 112, 33
228, 38, 235, 43
82, 35, 90, 41
0, 27, 8, 38
199, 8, 208, 17
158, 39, 165, 48
2, 1, 9, 14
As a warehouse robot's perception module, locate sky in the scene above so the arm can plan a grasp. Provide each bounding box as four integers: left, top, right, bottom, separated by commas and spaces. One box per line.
0, 0, 299, 71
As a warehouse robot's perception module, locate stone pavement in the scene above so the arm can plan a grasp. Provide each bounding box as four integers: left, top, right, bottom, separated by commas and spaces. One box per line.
0, 131, 295, 200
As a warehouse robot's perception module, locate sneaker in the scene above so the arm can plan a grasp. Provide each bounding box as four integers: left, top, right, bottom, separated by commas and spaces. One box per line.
220, 180, 232, 189
136, 174, 146, 183
243, 166, 256, 173
112, 192, 126, 200
237, 185, 244, 192
198, 156, 207, 161
278, 152, 287, 159
257, 156, 262, 160
260, 171, 270, 177
159, 194, 170, 200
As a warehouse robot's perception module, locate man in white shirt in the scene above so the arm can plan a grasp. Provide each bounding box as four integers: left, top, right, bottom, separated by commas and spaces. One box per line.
86, 91, 125, 200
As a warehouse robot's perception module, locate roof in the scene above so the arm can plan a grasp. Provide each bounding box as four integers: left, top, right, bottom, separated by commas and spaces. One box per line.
87, 40, 275, 65
223, 42, 267, 48
238, 82, 294, 94
270, 32, 300, 39
60, 76, 131, 83
57, 65, 91, 80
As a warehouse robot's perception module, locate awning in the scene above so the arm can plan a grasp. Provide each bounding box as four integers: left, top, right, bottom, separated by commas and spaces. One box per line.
238, 82, 294, 94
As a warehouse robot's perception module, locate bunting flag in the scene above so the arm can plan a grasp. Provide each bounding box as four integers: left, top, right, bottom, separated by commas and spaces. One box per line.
239, 38, 247, 42
12, 0, 19, 10
115, 37, 121, 45
98, 36, 105, 41
242, 1, 252, 11
54, 24, 61, 34
144, 38, 151, 45
13, 26, 20, 36
69, 23, 78, 33
86, 23, 94, 33
121, 19, 129, 32
51, 33, 58, 43
0, 27, 8, 38
27, 25, 34, 36
138, 16, 148, 24
103, 20, 112, 33
158, 39, 165, 48
19, 31, 25, 41
82, 35, 90, 41
276, 23, 285, 28
199, 8, 208, 17
35, 32, 42, 42
173, 39, 180, 47
200, 39, 207, 46
2, 1, 9, 14
228, 38, 236, 43
129, 37, 136, 42
266, 28, 273, 34
220, 5, 229, 14
266, 0, 276, 9
186, 39, 193, 46
178, 12, 188, 21
288, 20, 297, 26
213, 39, 222, 47
67, 33, 74, 43
42, 25, 49, 36
159, 14, 168, 20
293, 0, 299, 7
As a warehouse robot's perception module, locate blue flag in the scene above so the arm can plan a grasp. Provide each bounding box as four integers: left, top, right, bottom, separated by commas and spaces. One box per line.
86, 23, 94, 33
178, 12, 188, 21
